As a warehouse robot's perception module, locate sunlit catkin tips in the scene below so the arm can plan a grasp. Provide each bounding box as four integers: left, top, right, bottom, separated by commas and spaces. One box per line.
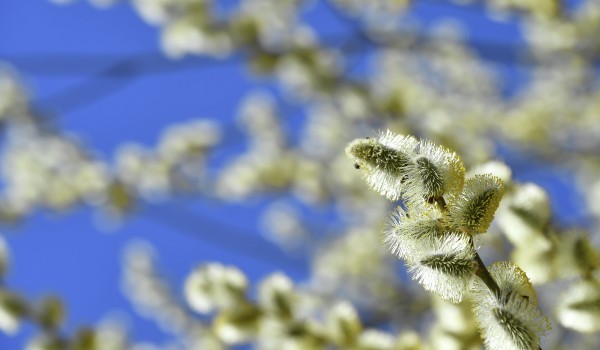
467, 160, 512, 184
557, 279, 600, 333
414, 156, 444, 197
407, 140, 465, 202
384, 206, 444, 260
407, 233, 475, 303
184, 263, 248, 314
489, 261, 538, 305
471, 261, 549, 350
345, 131, 467, 203
448, 174, 504, 234
345, 131, 417, 201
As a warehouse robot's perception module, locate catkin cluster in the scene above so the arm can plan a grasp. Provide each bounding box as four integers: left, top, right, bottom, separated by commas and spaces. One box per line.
182, 262, 427, 350
347, 130, 550, 350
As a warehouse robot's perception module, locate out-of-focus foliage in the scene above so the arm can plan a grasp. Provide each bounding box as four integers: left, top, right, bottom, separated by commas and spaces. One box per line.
0, 0, 600, 348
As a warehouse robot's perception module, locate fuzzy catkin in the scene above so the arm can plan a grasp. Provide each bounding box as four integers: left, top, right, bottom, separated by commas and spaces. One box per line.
471, 262, 549, 350
407, 233, 475, 303
345, 131, 417, 201
447, 174, 504, 234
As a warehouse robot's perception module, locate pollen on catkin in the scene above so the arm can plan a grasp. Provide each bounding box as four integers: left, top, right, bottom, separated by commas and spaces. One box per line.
471, 261, 549, 350
486, 262, 538, 305
447, 174, 504, 234
404, 139, 465, 203
406, 233, 475, 303
384, 205, 445, 260
345, 131, 417, 201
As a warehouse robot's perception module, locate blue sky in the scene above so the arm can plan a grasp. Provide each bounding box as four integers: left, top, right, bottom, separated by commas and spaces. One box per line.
0, 0, 586, 347
0, 1, 294, 345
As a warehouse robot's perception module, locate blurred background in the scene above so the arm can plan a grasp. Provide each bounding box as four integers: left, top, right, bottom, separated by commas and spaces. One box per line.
0, 0, 598, 349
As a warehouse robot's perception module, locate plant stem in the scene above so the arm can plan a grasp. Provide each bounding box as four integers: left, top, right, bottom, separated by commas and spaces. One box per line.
434, 196, 502, 295
473, 250, 501, 298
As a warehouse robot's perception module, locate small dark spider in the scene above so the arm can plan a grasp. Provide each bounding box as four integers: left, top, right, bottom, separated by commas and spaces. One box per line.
354, 163, 361, 169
